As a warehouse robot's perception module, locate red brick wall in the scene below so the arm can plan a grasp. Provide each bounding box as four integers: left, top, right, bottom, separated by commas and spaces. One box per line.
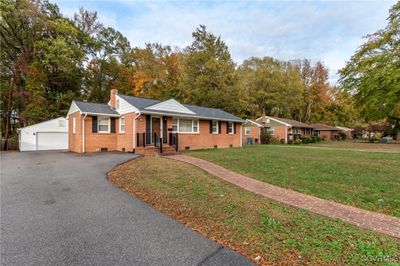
68, 111, 82, 153
319, 130, 338, 141
116, 113, 136, 152
271, 125, 288, 143
177, 120, 241, 151
84, 116, 117, 152
242, 124, 260, 145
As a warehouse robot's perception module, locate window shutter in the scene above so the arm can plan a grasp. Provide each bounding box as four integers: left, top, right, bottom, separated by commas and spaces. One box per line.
92, 116, 98, 133
218, 121, 221, 134
226, 122, 229, 134
110, 117, 116, 133
234, 122, 236, 134
146, 115, 151, 144
209, 120, 213, 134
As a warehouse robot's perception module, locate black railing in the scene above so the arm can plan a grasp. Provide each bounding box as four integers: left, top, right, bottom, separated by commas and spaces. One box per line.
169, 132, 178, 152
137, 132, 166, 154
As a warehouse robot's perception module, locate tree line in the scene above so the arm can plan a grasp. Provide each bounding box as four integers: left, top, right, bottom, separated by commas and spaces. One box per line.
1, 0, 398, 146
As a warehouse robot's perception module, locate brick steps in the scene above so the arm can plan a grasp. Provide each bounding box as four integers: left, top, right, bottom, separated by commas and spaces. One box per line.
136, 145, 177, 156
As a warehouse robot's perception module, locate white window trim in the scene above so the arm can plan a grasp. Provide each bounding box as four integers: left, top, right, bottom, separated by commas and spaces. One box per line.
244, 127, 250, 135
98, 117, 111, 133
119, 117, 125, 133
72, 117, 76, 134
228, 122, 234, 134
173, 118, 199, 134
267, 128, 275, 135
212, 120, 219, 134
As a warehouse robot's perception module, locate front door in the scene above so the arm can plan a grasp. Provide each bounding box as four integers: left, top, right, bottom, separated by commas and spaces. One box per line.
151, 117, 161, 142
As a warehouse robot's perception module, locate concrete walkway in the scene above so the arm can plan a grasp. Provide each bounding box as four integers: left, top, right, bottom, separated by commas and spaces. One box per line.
168, 155, 400, 239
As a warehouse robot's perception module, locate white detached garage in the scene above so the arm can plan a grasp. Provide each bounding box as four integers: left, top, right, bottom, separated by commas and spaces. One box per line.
18, 117, 68, 151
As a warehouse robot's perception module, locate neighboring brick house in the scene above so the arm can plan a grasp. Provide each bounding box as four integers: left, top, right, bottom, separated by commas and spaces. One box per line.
67, 89, 244, 154
242, 119, 265, 145
311, 123, 339, 140
255, 115, 313, 143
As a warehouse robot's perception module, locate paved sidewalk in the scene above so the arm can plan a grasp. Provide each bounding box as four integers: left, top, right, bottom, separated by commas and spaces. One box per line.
168, 155, 400, 239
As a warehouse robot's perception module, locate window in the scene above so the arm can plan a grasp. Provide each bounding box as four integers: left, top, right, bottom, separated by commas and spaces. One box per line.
294, 128, 300, 134
72, 117, 76, 134
267, 118, 270, 123
267, 128, 275, 135
212, 121, 218, 134
179, 119, 192, 132
193, 120, 199, 133
245, 127, 250, 135
177, 119, 199, 133
172, 118, 178, 132
119, 117, 125, 133
98, 117, 110, 133
228, 122, 234, 134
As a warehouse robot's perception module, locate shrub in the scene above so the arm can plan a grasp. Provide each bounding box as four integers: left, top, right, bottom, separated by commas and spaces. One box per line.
294, 139, 301, 145
338, 131, 347, 141
301, 136, 312, 144
260, 130, 272, 144
310, 136, 318, 143
288, 139, 294, 144
369, 133, 382, 143
270, 137, 280, 144
279, 138, 285, 144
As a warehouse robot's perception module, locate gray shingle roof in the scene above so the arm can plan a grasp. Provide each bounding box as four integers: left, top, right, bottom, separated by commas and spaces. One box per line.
119, 95, 161, 109
74, 101, 119, 115
119, 94, 244, 122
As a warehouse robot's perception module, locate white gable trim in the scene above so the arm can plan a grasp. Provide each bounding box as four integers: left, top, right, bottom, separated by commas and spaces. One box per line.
116, 95, 139, 114
67, 101, 81, 116
145, 99, 195, 115
256, 116, 292, 127
245, 119, 264, 127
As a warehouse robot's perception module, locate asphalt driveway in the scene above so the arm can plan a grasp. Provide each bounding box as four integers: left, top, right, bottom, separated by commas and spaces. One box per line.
1, 151, 252, 266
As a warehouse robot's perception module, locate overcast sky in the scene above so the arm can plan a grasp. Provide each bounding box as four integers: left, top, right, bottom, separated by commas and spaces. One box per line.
53, 0, 396, 84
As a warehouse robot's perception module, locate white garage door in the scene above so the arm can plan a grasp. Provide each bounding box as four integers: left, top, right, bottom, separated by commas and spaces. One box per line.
37, 132, 68, 150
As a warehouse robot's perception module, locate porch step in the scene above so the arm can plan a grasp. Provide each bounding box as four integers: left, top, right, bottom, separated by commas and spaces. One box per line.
135, 145, 178, 156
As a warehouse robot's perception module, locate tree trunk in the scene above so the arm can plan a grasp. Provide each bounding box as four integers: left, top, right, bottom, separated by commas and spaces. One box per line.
3, 78, 14, 151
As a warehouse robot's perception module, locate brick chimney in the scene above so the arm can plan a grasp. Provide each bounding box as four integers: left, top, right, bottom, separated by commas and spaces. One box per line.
261, 109, 266, 125
110, 89, 118, 109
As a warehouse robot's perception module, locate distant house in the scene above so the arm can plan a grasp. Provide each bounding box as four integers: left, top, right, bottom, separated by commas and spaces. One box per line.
335, 126, 354, 139
255, 115, 313, 143
311, 123, 339, 140
242, 119, 266, 145
67, 89, 244, 154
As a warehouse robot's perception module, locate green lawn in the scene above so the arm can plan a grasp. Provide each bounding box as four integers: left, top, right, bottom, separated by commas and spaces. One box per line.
108, 157, 400, 265
187, 145, 400, 217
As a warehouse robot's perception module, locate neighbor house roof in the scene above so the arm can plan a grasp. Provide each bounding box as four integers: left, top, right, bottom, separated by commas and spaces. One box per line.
256, 116, 313, 128
119, 94, 244, 122
73, 101, 120, 116
335, 126, 353, 131
311, 123, 339, 131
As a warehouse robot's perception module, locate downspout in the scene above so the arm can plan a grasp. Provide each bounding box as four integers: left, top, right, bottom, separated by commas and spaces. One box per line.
133, 111, 141, 151
240, 123, 243, 147
82, 113, 87, 153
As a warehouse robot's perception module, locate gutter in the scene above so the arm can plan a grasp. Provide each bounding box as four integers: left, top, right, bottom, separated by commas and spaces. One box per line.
133, 111, 141, 150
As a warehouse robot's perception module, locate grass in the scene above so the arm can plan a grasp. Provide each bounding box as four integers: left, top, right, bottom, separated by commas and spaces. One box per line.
187, 145, 400, 217
308, 141, 400, 152
108, 156, 400, 265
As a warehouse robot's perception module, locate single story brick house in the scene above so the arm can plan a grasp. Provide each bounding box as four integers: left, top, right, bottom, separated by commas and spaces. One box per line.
311, 123, 339, 140
67, 89, 244, 154
255, 115, 313, 143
